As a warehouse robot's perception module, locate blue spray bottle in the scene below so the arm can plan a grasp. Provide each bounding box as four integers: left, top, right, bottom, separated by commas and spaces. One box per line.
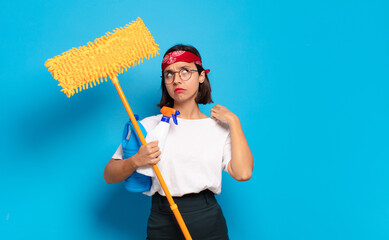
122, 115, 151, 192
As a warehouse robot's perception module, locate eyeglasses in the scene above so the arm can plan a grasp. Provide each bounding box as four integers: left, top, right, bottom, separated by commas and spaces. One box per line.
162, 69, 198, 84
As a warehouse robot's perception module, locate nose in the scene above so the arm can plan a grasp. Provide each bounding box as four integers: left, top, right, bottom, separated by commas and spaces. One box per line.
172, 72, 182, 84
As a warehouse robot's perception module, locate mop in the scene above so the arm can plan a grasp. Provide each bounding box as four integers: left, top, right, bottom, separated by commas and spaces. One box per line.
44, 17, 192, 240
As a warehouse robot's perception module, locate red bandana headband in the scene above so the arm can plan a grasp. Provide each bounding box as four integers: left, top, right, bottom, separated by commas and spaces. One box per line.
162, 50, 210, 74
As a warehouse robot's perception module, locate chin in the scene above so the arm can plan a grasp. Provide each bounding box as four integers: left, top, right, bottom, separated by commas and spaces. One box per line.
172, 95, 192, 103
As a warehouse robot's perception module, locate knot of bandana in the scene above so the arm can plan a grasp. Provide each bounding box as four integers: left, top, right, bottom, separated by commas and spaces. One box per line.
161, 51, 210, 74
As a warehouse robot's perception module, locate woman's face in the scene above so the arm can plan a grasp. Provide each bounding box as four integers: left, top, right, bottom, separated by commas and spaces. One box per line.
163, 61, 205, 105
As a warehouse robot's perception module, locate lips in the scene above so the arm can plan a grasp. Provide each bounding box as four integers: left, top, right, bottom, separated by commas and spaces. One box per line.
174, 88, 186, 93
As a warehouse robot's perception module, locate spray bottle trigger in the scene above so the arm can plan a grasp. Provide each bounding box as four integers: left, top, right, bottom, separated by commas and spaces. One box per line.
172, 110, 180, 125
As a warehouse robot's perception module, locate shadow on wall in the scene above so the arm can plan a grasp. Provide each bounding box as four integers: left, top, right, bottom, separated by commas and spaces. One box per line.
95, 184, 151, 239
11, 84, 112, 155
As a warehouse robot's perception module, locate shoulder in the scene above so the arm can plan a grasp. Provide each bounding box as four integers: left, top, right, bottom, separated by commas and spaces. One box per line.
213, 119, 231, 137
139, 114, 162, 132
201, 119, 231, 146
196, 118, 230, 136
214, 119, 230, 132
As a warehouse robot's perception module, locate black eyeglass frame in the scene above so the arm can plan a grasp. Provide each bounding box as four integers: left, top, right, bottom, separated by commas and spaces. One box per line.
161, 69, 198, 84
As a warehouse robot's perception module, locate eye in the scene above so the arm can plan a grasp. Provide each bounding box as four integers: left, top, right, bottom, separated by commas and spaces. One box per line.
181, 69, 189, 74
165, 72, 173, 78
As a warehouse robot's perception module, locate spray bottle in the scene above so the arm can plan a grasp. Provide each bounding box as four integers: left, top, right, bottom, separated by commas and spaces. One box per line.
122, 115, 152, 192
136, 106, 180, 177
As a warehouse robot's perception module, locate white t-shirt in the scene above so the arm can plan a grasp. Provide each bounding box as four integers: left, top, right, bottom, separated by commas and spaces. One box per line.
112, 114, 232, 197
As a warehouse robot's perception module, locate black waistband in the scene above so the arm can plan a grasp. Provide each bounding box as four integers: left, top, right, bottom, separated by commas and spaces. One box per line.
151, 190, 217, 213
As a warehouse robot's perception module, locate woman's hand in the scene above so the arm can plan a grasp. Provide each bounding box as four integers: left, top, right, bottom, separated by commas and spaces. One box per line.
132, 141, 161, 168
104, 141, 161, 184
210, 104, 237, 125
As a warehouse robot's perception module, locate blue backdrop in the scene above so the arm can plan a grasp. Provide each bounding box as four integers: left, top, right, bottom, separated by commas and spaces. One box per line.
1, 0, 388, 239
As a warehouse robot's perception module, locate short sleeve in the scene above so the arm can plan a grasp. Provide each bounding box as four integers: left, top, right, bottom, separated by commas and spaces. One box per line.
222, 133, 232, 172
112, 144, 123, 160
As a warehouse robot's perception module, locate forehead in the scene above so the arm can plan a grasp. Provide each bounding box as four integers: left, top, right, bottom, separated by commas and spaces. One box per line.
164, 61, 196, 71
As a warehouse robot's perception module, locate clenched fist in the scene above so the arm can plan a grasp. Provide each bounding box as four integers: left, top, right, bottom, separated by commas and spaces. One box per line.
210, 104, 237, 125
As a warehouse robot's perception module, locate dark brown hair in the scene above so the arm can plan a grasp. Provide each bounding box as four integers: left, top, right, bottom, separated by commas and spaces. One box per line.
157, 44, 213, 108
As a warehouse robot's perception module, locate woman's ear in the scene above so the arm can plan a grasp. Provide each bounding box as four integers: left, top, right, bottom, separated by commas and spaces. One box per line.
199, 70, 205, 83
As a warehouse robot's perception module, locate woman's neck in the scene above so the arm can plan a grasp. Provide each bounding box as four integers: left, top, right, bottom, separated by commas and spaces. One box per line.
173, 101, 208, 119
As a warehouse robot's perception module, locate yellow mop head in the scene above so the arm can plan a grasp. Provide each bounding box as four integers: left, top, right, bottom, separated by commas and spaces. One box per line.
44, 17, 159, 97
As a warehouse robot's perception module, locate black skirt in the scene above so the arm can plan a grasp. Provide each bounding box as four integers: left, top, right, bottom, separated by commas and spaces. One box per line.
147, 190, 229, 240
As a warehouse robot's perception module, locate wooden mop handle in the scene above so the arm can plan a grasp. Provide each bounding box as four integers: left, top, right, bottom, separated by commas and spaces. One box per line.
110, 76, 192, 240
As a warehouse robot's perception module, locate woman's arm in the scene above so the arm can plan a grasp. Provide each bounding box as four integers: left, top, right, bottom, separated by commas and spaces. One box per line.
211, 105, 254, 181
103, 156, 137, 184
103, 141, 161, 184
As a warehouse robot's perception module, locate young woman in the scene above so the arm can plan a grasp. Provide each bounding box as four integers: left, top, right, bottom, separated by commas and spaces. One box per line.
103, 44, 254, 240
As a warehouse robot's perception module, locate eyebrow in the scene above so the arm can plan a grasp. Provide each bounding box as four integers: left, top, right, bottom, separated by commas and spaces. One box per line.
164, 65, 190, 73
